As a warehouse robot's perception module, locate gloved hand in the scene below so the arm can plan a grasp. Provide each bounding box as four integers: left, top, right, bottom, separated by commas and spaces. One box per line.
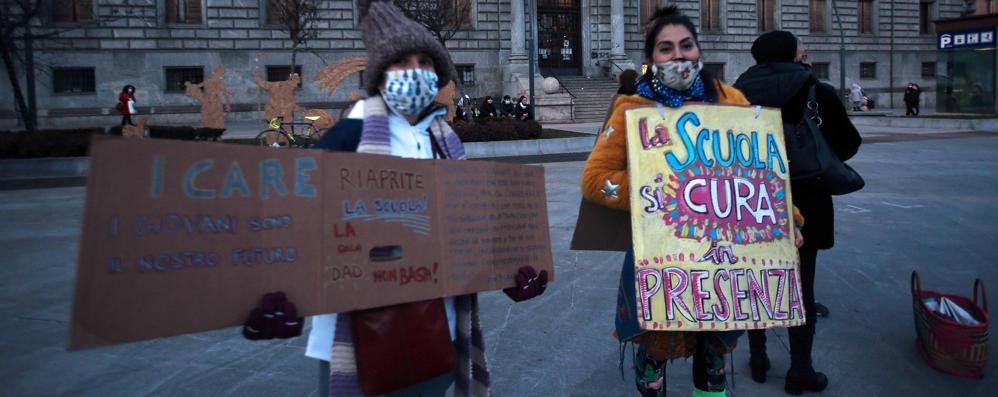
242, 291, 304, 340
502, 266, 549, 302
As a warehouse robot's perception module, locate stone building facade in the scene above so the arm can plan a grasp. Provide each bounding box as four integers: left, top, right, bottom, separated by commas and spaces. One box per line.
0, 0, 985, 128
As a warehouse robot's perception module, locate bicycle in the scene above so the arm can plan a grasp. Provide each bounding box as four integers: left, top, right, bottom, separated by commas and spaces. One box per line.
255, 114, 323, 148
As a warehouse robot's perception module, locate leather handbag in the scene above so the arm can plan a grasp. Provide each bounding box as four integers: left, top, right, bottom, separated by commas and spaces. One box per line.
784, 85, 865, 195
351, 298, 456, 395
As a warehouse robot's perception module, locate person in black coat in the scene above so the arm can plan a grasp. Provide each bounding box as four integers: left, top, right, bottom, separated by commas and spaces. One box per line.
733, 31, 861, 395
904, 82, 922, 116
480, 95, 498, 118
499, 95, 515, 117
514, 95, 533, 121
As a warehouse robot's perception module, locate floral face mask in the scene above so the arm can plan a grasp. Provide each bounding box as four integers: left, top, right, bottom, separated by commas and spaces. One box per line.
652, 59, 703, 91
380, 68, 439, 116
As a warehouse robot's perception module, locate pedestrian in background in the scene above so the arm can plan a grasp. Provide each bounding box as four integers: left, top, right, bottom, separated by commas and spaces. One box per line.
617, 69, 639, 95
117, 84, 137, 126
480, 95, 497, 118
850, 83, 864, 111
514, 95, 533, 121
734, 30, 862, 395
500, 94, 515, 117
904, 82, 922, 116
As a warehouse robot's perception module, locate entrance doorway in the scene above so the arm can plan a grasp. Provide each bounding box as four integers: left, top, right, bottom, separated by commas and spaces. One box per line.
537, 0, 582, 75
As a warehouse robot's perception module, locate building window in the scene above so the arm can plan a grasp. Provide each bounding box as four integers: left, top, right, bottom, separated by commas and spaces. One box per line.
921, 62, 936, 78
758, 0, 775, 32
395, 0, 473, 28
266, 65, 303, 87
701, 0, 722, 33
53, 67, 95, 94
165, 67, 204, 93
860, 62, 876, 79
456, 64, 475, 86
812, 62, 830, 80
810, 0, 827, 33
857, 0, 875, 34
52, 0, 94, 23
703, 63, 725, 83
166, 0, 203, 24
919, 0, 934, 34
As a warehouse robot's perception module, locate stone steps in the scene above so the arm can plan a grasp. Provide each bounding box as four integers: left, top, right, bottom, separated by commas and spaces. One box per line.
557, 76, 618, 122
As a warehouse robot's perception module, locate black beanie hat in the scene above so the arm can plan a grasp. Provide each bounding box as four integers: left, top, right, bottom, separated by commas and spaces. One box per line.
751, 31, 798, 64
357, 0, 455, 95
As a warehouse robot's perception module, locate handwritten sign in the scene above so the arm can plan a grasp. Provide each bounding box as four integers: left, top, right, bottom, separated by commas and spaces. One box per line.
70, 138, 553, 349
624, 104, 803, 332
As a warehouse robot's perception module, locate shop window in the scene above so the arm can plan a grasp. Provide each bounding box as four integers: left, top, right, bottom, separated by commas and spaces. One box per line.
758, 0, 776, 32
704, 63, 725, 83
165, 67, 204, 93
812, 62, 830, 80
921, 62, 936, 78
809, 0, 827, 33
860, 62, 876, 79
858, 0, 875, 34
701, 0, 722, 33
53, 67, 96, 94
166, 0, 203, 25
456, 64, 475, 86
52, 0, 94, 23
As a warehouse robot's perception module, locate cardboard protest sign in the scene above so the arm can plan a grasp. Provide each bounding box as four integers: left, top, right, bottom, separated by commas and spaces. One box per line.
71, 138, 552, 350
624, 104, 803, 332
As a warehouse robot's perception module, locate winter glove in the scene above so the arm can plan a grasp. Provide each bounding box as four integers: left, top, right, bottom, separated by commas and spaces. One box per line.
502, 266, 549, 302
242, 291, 304, 340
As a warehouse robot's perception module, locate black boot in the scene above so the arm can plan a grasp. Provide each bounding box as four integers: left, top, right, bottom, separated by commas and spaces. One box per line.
786, 321, 827, 394
785, 366, 828, 395
747, 330, 770, 383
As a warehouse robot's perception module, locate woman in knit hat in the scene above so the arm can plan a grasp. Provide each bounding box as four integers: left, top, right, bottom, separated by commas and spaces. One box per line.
579, 6, 804, 397
251, 1, 549, 396
733, 30, 860, 395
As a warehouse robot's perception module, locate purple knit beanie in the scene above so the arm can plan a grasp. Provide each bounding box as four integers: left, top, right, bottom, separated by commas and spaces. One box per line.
358, 0, 455, 95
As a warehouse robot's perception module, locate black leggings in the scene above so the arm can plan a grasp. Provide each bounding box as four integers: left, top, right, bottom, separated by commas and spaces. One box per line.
121, 114, 134, 126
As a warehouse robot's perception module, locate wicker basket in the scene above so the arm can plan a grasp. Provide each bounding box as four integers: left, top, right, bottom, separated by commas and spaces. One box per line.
911, 271, 989, 378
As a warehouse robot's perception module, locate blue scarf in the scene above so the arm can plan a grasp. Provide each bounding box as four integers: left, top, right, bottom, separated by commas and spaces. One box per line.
635, 74, 713, 107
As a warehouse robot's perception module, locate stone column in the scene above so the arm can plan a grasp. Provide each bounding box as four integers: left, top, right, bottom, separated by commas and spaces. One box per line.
608, 0, 636, 77
610, 0, 626, 59
510, 0, 527, 63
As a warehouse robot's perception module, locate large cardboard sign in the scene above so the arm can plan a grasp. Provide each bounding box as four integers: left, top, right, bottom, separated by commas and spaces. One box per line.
625, 104, 803, 331
71, 138, 552, 350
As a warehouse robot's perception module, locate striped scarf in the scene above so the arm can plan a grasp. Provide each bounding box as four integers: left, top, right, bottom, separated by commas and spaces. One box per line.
328, 96, 489, 396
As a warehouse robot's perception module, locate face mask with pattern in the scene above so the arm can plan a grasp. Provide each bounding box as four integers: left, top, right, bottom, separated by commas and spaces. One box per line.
380, 69, 439, 116
652, 59, 703, 91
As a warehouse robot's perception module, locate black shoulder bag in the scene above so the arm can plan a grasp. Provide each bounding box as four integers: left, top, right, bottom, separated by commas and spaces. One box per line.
784, 85, 865, 195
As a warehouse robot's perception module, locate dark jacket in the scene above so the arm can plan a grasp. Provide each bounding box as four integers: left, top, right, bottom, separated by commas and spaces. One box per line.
904, 86, 921, 104
500, 100, 515, 117
514, 103, 533, 121
734, 62, 861, 250
480, 101, 497, 118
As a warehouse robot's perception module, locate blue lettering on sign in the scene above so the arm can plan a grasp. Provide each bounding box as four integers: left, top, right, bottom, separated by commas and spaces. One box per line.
259, 159, 288, 199
183, 160, 215, 199
295, 157, 318, 197
150, 155, 165, 198
661, 111, 786, 175
221, 161, 252, 198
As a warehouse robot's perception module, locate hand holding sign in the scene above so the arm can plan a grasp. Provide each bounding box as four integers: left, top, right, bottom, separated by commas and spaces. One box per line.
502, 266, 549, 302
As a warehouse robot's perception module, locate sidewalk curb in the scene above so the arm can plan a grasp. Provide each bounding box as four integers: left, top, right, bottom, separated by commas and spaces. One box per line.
849, 116, 998, 130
